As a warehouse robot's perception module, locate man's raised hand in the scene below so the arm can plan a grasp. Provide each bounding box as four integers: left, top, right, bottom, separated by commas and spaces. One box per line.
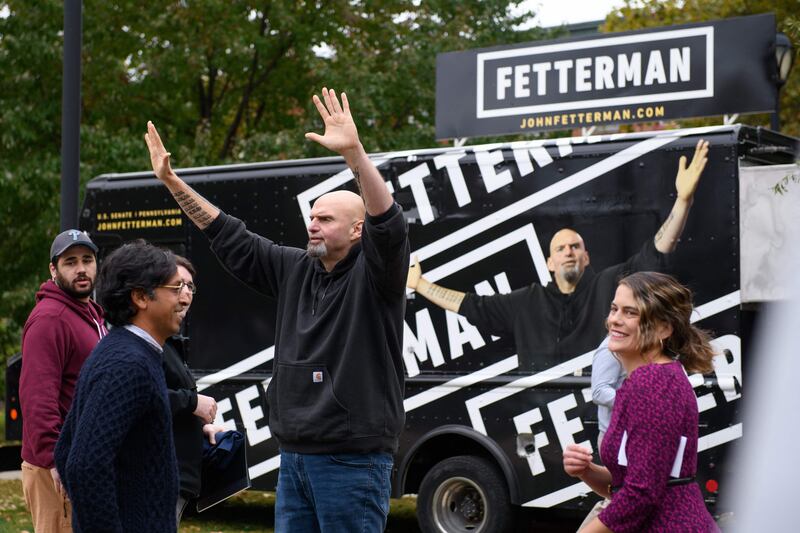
144, 121, 175, 184
142, 121, 221, 229
675, 139, 709, 202
305, 87, 361, 156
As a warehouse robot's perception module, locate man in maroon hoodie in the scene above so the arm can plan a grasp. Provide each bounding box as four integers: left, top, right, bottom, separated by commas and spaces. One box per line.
20, 229, 107, 532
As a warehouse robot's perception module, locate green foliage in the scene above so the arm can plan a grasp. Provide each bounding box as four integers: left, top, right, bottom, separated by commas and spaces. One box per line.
0, 479, 34, 531
0, 478, 420, 532
0, 1, 548, 389
603, 0, 800, 137
2, 0, 796, 383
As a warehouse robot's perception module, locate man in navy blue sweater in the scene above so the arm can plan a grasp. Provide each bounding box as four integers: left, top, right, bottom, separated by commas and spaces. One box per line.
145, 88, 410, 532
55, 242, 188, 532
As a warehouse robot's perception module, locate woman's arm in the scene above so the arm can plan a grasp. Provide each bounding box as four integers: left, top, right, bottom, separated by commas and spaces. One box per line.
580, 463, 614, 499
579, 517, 614, 533
563, 444, 613, 499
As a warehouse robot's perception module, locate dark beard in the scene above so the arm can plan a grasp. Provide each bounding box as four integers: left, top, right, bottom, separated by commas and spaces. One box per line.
55, 271, 94, 299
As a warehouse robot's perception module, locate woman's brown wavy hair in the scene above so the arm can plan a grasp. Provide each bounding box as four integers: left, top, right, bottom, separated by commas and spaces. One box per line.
617, 271, 716, 374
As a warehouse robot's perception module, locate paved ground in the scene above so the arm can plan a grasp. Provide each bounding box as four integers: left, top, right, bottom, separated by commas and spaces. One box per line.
0, 469, 21, 480
519, 508, 584, 532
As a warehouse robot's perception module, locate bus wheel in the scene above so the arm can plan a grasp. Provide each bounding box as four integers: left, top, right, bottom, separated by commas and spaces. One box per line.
417, 455, 514, 533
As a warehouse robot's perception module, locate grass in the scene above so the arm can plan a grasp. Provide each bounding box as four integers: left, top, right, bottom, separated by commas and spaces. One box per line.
0, 406, 419, 532
0, 479, 32, 533
0, 479, 420, 533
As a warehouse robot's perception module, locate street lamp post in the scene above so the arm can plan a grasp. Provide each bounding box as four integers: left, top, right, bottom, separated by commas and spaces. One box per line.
771, 32, 795, 132
61, 0, 82, 231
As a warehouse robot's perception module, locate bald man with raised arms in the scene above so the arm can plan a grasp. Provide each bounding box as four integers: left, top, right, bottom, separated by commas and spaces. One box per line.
145, 88, 410, 532
407, 140, 709, 371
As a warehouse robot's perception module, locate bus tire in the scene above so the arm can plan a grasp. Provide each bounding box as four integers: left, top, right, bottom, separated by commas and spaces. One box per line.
417, 454, 514, 533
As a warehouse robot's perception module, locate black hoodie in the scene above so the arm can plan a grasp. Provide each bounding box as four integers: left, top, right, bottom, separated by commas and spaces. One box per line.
459, 238, 666, 371
204, 203, 410, 454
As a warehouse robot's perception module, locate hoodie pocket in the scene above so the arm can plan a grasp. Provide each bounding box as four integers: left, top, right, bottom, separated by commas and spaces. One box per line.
275, 363, 350, 442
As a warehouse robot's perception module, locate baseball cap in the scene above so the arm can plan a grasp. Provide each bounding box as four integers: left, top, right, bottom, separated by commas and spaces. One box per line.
50, 229, 99, 262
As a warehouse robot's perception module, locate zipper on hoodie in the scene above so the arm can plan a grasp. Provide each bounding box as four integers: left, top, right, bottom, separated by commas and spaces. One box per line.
312, 278, 332, 316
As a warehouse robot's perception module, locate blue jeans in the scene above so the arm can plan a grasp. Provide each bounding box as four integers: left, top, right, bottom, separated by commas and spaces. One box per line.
275, 450, 393, 533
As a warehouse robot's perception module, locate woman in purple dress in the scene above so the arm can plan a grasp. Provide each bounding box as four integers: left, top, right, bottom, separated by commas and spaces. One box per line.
563, 271, 720, 532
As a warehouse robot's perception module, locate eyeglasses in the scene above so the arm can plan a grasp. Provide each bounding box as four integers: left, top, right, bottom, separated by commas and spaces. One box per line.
158, 281, 197, 295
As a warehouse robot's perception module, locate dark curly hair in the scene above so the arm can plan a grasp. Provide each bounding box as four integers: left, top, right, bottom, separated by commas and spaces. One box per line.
615, 271, 716, 374
96, 241, 177, 327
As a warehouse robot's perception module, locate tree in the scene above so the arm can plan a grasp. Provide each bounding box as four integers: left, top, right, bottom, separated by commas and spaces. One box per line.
602, 0, 800, 136
0, 0, 548, 393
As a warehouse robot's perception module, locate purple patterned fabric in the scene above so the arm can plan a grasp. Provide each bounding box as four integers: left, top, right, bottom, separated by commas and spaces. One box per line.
598, 361, 720, 532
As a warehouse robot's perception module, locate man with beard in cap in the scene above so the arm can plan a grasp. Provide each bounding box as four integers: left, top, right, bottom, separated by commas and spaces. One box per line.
20, 229, 107, 532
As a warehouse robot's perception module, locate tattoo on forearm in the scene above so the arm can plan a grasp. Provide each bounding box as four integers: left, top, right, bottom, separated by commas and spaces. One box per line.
352, 166, 363, 196
654, 209, 675, 243
425, 284, 461, 303
173, 190, 214, 228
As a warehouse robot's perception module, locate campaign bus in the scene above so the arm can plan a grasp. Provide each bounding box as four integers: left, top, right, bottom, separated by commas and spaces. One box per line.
7, 123, 797, 531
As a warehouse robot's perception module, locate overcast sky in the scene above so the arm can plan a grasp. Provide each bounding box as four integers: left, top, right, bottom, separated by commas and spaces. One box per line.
515, 0, 629, 28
